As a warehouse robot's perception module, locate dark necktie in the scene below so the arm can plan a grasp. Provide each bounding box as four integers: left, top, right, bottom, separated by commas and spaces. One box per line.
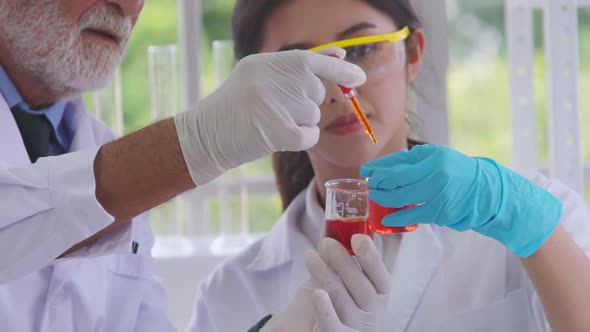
10, 106, 53, 163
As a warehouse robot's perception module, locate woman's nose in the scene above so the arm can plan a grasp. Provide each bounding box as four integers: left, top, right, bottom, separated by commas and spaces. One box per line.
323, 81, 347, 105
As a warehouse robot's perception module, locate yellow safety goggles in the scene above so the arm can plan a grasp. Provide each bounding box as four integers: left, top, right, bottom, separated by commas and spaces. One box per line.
309, 27, 411, 52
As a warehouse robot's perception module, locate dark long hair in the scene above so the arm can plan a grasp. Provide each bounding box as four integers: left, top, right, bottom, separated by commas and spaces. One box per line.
232, 0, 424, 210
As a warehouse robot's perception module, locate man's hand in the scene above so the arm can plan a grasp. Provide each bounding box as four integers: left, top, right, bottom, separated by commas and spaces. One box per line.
175, 48, 366, 185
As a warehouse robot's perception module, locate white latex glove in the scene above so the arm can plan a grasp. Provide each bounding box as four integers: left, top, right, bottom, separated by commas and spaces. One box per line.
174, 47, 366, 185
312, 289, 359, 332
261, 234, 390, 332
260, 280, 317, 332
260, 283, 359, 332
306, 234, 392, 332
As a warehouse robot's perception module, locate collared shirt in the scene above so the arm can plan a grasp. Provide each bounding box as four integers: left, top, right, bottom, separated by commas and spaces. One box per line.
0, 65, 72, 155
0, 93, 174, 331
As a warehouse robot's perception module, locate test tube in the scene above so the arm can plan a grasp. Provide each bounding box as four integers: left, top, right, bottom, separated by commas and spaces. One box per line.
212, 40, 235, 87
209, 40, 253, 255
147, 45, 192, 257
90, 69, 124, 136
328, 54, 377, 144
148, 45, 179, 120
324, 179, 374, 255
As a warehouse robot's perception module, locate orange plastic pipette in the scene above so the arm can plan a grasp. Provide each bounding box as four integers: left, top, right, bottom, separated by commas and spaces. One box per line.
338, 85, 377, 144
328, 54, 377, 144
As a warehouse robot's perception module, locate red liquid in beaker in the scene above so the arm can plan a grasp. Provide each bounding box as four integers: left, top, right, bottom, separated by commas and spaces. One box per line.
368, 200, 418, 234
325, 218, 374, 255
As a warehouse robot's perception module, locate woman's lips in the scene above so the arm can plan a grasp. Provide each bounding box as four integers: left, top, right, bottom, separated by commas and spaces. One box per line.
325, 113, 364, 136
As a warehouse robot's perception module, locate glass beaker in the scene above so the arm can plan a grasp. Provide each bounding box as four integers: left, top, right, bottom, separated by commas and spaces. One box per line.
324, 179, 373, 255
368, 200, 418, 234
147, 45, 192, 257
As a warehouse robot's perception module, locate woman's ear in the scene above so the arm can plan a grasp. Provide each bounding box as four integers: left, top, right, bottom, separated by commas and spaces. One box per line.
406, 28, 426, 82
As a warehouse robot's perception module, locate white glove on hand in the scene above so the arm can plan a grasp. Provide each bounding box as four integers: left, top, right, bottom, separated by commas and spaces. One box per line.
261, 234, 391, 332
306, 234, 392, 332
312, 289, 360, 332
174, 47, 366, 185
260, 283, 360, 332
260, 280, 317, 332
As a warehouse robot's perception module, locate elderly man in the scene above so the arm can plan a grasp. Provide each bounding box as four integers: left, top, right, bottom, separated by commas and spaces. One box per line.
0, 0, 367, 330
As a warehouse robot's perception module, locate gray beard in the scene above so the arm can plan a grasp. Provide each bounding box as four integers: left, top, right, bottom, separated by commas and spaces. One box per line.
0, 0, 131, 100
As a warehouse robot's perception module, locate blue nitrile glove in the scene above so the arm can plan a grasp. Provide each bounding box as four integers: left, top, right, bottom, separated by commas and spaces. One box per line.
359, 144, 563, 257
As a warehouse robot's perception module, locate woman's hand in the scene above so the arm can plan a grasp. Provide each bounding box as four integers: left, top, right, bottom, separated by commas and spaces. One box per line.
306, 235, 392, 332
360, 144, 563, 257
260, 235, 391, 332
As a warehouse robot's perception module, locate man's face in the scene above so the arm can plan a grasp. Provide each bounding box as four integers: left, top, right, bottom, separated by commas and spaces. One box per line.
0, 0, 144, 98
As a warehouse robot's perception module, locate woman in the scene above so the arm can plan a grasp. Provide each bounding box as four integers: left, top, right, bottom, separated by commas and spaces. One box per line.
189, 0, 590, 331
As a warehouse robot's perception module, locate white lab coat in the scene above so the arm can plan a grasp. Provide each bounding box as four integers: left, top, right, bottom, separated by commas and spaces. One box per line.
0, 94, 175, 331
189, 173, 590, 332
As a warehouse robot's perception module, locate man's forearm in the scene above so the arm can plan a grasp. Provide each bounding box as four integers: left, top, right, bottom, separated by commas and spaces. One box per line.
65, 117, 197, 252
95, 117, 195, 220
